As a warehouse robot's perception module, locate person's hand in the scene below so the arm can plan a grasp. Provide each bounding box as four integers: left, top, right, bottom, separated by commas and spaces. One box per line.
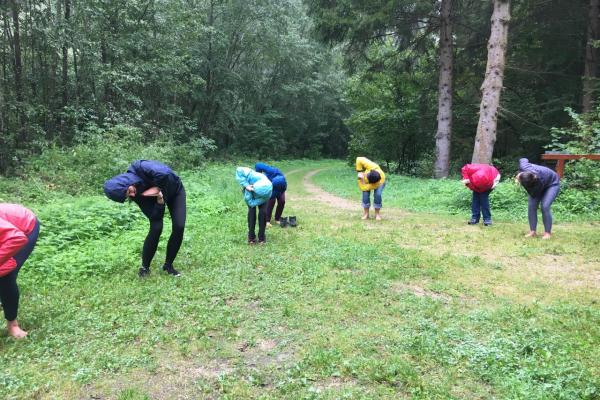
157, 191, 165, 205
514, 173, 522, 184
461, 179, 470, 185
357, 172, 366, 184
245, 185, 254, 192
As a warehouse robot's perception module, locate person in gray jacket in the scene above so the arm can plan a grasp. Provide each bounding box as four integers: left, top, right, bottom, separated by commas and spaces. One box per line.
516, 158, 560, 239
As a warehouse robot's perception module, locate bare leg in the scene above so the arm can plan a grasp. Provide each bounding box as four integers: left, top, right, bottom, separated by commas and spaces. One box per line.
524, 231, 537, 238
374, 209, 381, 220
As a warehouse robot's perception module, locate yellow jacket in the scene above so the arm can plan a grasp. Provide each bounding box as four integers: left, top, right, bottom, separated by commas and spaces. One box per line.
355, 157, 385, 191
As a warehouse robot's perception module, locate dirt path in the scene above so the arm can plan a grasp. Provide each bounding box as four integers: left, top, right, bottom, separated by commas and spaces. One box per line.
302, 169, 357, 210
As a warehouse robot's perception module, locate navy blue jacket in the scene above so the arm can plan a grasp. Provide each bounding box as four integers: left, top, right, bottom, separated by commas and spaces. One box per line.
104, 160, 182, 220
255, 163, 287, 199
519, 158, 560, 198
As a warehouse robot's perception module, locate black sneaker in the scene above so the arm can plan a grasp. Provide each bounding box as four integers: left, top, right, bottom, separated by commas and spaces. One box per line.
138, 266, 151, 277
467, 219, 479, 225
163, 264, 181, 277
288, 216, 297, 227
280, 217, 289, 228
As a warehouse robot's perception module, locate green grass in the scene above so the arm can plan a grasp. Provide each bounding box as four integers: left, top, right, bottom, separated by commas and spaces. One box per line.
0, 160, 598, 399
311, 163, 600, 222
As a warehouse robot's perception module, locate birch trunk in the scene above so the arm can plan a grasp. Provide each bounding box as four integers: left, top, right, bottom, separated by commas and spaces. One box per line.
433, 0, 453, 178
472, 0, 510, 164
583, 0, 599, 113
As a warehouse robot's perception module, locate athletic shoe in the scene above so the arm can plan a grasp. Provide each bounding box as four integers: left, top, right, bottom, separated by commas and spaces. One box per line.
289, 216, 297, 227
483, 221, 492, 226
280, 217, 289, 228
258, 239, 266, 245
248, 237, 257, 245
163, 264, 181, 276
467, 219, 479, 225
138, 266, 151, 277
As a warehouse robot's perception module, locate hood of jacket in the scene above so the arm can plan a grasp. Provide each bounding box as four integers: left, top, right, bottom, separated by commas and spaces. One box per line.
103, 172, 143, 203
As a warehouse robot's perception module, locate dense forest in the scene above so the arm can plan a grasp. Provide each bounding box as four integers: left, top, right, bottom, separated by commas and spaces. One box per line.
0, 0, 598, 178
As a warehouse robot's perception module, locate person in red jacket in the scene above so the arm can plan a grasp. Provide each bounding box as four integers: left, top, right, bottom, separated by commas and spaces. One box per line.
0, 204, 40, 338
461, 164, 501, 226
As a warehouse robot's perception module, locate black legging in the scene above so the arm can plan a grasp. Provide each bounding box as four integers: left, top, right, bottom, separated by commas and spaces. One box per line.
267, 192, 286, 222
248, 202, 267, 241
138, 186, 186, 267
0, 220, 39, 321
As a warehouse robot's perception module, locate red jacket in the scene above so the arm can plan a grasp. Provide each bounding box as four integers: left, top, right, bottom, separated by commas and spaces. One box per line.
461, 164, 500, 193
0, 204, 37, 277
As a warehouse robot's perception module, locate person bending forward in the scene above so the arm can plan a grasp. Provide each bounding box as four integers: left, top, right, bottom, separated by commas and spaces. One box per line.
0, 204, 40, 338
104, 160, 186, 276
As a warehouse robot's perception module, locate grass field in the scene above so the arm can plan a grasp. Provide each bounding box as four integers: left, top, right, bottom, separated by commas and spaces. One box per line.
1, 160, 598, 399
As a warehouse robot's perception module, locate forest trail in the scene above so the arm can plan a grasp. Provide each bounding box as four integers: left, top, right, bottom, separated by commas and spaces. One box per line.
292, 168, 600, 300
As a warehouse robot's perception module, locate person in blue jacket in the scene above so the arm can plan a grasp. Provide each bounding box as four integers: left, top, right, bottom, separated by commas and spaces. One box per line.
236, 167, 273, 244
516, 158, 560, 239
104, 160, 186, 276
255, 163, 287, 226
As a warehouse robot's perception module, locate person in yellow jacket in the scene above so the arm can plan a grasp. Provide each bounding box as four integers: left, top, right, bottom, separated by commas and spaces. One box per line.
355, 157, 386, 220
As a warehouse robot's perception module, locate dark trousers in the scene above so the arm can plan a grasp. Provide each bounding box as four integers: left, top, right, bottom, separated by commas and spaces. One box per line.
267, 192, 286, 222
471, 190, 492, 223
139, 186, 186, 268
0, 220, 40, 321
528, 185, 560, 233
248, 202, 267, 241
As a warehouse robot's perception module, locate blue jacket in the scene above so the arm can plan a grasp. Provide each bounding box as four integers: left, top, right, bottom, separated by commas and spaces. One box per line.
519, 158, 560, 197
104, 160, 182, 203
236, 167, 273, 207
255, 162, 287, 199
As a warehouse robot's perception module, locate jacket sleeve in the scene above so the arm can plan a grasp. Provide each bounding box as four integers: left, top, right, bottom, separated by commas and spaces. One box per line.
236, 167, 251, 188
518, 158, 533, 172
141, 163, 171, 193
0, 219, 28, 277
461, 165, 474, 180
356, 157, 379, 172
355, 157, 367, 171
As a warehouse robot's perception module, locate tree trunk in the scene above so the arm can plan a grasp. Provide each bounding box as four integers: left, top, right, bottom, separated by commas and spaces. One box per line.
433, 0, 453, 178
9, 0, 22, 103
62, 0, 70, 107
583, 0, 600, 113
472, 0, 510, 164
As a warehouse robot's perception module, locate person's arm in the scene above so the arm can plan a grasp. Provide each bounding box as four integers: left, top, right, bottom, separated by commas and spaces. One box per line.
356, 157, 366, 172
0, 219, 28, 277
356, 157, 379, 172
460, 165, 472, 184
518, 158, 533, 172
236, 167, 255, 191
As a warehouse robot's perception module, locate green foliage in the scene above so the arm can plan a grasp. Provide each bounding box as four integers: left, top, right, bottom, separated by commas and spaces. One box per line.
549, 107, 600, 189
0, 0, 349, 174
344, 42, 436, 175
0, 124, 214, 202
